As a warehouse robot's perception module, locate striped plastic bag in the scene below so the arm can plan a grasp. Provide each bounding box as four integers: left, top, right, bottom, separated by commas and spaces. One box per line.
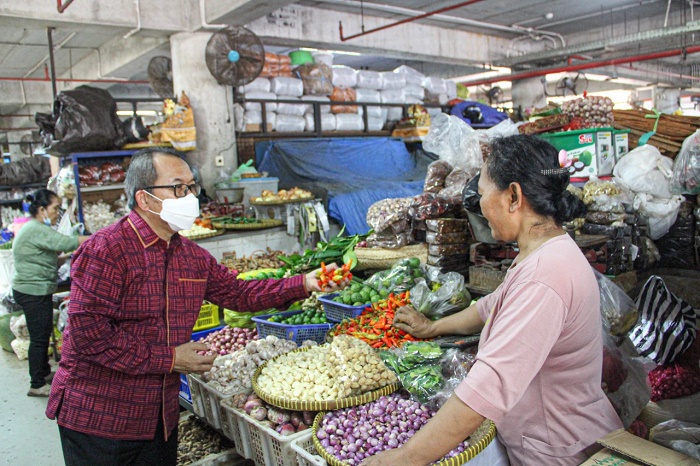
630, 275, 697, 365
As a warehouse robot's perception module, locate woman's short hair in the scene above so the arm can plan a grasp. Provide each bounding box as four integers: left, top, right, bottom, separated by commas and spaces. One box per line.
124, 147, 189, 210
487, 134, 587, 224
25, 189, 58, 217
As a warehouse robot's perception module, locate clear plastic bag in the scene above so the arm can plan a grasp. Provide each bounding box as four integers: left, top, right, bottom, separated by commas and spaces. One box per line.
595, 270, 639, 337
330, 87, 357, 114
366, 229, 413, 249
366, 197, 413, 233
379, 342, 445, 404
438, 168, 470, 204
650, 420, 700, 460
634, 193, 685, 240
428, 348, 477, 410
10, 313, 29, 339
409, 268, 471, 320
423, 160, 453, 193
602, 333, 653, 428
408, 193, 455, 221
613, 144, 674, 199
671, 129, 700, 195
365, 258, 426, 295
423, 113, 482, 179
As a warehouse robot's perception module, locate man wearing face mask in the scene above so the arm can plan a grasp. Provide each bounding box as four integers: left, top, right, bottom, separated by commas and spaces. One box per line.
46, 148, 347, 466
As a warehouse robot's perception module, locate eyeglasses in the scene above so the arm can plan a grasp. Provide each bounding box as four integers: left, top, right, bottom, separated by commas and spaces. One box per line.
143, 183, 201, 198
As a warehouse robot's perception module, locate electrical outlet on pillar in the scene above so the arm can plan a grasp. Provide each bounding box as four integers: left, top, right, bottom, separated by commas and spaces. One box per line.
215, 156, 224, 167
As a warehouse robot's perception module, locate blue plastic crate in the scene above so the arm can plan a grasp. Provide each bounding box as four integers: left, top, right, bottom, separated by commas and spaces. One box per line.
318, 293, 369, 322
180, 325, 226, 404
252, 310, 333, 345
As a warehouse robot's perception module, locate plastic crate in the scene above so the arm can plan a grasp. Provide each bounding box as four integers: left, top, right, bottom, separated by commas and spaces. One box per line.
290, 434, 327, 466
187, 374, 234, 430
219, 401, 253, 460
317, 293, 367, 323
252, 310, 333, 345
180, 325, 227, 404
240, 412, 313, 466
194, 301, 220, 332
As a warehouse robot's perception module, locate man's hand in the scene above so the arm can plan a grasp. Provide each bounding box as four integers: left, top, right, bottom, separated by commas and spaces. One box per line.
173, 342, 217, 374
393, 305, 436, 339
305, 263, 351, 293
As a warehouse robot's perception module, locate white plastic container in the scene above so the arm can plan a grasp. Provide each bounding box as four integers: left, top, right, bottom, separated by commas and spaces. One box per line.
304, 113, 337, 132
231, 177, 280, 206
275, 114, 305, 132
301, 95, 331, 114
380, 71, 406, 90
244, 91, 277, 112
270, 77, 304, 96
334, 114, 364, 131
276, 96, 305, 116
238, 77, 271, 94
356, 70, 383, 90
331, 65, 357, 88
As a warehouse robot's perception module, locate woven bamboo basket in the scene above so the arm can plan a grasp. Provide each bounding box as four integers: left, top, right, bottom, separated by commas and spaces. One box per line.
312, 412, 496, 466
638, 391, 700, 428
354, 243, 428, 271
252, 346, 400, 411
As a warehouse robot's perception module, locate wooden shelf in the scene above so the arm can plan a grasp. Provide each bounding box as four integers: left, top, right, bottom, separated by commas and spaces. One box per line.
80, 183, 125, 193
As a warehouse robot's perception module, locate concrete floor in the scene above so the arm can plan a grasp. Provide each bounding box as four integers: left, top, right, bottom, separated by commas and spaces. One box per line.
0, 350, 63, 466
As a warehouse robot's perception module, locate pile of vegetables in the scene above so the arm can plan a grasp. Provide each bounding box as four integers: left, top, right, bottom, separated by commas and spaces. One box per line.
332, 282, 384, 307
177, 414, 233, 466
647, 362, 700, 402
221, 247, 285, 273
268, 307, 328, 325
380, 342, 445, 404
201, 335, 300, 395
315, 394, 470, 465
329, 291, 421, 349
223, 308, 275, 329
237, 268, 286, 280
256, 335, 397, 401
224, 392, 316, 436
278, 227, 367, 274
194, 326, 258, 356
365, 258, 425, 296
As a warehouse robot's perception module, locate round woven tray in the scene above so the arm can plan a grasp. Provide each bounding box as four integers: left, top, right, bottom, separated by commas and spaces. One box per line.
252, 346, 400, 411
354, 243, 428, 271
312, 412, 496, 466
179, 229, 224, 241
217, 219, 283, 230
249, 196, 313, 206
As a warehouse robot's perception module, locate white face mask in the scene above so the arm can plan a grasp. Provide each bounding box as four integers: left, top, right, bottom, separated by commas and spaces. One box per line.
143, 191, 200, 232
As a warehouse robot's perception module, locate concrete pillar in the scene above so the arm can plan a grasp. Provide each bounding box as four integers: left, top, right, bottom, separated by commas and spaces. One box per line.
511, 77, 546, 113
652, 86, 681, 114
170, 32, 237, 195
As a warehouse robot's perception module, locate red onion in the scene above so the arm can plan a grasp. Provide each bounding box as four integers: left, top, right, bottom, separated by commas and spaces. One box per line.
194, 326, 258, 356
316, 394, 469, 463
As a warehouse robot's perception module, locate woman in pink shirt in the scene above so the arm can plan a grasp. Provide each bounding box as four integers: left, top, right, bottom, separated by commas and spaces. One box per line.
362, 135, 623, 466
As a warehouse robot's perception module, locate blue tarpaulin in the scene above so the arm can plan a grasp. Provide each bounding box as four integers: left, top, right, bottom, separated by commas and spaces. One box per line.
256, 138, 430, 235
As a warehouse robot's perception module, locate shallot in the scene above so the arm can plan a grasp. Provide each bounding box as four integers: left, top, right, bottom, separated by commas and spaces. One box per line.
194, 326, 258, 356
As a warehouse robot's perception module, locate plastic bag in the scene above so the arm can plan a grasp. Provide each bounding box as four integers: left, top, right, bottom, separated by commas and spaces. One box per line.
294, 64, 333, 96
379, 342, 445, 404
10, 337, 30, 360
243, 91, 278, 112
408, 193, 455, 221
276, 96, 305, 116
602, 333, 652, 428
10, 313, 29, 339
650, 420, 700, 460
35, 85, 127, 154
594, 270, 639, 337
238, 77, 271, 93
366, 229, 413, 249
410, 269, 471, 320
671, 130, 700, 195
461, 173, 482, 215
379, 71, 405, 90
366, 197, 413, 234
428, 348, 477, 410
365, 257, 426, 295
356, 70, 383, 90
331, 65, 358, 88
270, 77, 304, 97
634, 193, 684, 239
630, 275, 697, 365
330, 87, 357, 114
423, 113, 481, 179
438, 168, 470, 203
613, 145, 674, 199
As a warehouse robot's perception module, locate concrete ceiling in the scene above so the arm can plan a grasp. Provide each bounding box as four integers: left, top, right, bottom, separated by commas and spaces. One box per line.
1, 0, 699, 142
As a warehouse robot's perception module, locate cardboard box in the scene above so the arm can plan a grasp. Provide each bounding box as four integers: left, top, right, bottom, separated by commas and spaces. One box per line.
580, 429, 699, 466
245, 123, 273, 132
539, 127, 614, 179
614, 129, 631, 161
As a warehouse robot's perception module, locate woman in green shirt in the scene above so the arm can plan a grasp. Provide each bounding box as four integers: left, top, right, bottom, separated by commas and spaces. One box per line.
12, 189, 88, 397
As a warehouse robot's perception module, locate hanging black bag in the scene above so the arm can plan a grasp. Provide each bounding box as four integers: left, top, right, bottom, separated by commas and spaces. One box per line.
629, 275, 697, 365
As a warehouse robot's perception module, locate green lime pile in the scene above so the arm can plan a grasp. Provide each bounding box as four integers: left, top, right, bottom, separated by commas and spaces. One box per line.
239, 268, 286, 280
332, 282, 383, 307
268, 308, 328, 325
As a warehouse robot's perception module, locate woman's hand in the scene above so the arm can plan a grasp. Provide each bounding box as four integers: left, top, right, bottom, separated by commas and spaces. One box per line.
393, 305, 435, 339
304, 263, 351, 293
361, 448, 420, 466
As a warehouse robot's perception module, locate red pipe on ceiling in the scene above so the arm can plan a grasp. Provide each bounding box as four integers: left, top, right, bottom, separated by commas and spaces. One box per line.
57, 0, 75, 14
0, 76, 150, 85
461, 44, 700, 87
340, 0, 487, 41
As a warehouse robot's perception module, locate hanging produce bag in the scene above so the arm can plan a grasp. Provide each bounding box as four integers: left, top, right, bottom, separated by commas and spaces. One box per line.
35, 85, 127, 154
671, 129, 700, 195
630, 275, 697, 365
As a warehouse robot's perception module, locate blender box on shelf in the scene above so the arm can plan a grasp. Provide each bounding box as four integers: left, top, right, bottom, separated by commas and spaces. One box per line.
538, 127, 614, 180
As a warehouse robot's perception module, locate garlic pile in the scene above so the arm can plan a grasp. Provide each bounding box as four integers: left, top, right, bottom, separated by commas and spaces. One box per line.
179, 224, 215, 238
201, 335, 300, 395
256, 335, 397, 401
83, 200, 121, 233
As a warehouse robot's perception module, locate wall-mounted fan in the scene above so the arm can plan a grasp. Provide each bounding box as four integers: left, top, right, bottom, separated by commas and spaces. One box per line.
555, 72, 588, 96
485, 86, 503, 105
147, 56, 174, 98
205, 26, 265, 86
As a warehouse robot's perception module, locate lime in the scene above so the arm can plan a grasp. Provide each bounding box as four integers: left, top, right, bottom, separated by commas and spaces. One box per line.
351, 283, 362, 292
380, 289, 389, 298
343, 295, 353, 305
351, 292, 363, 303
275, 269, 286, 278
382, 279, 391, 287
353, 302, 363, 306
408, 257, 421, 267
